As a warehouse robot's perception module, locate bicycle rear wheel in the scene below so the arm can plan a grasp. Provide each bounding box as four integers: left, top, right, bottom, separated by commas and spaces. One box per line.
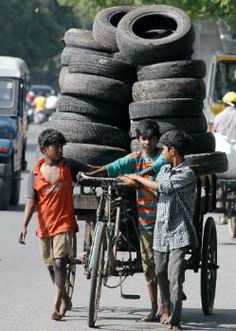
88, 222, 106, 327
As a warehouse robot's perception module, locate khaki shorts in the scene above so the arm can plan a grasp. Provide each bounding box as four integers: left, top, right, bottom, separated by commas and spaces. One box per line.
39, 232, 74, 267
139, 229, 156, 283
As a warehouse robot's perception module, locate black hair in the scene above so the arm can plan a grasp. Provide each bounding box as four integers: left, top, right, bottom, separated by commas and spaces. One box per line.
159, 130, 192, 156
136, 119, 160, 139
38, 129, 66, 148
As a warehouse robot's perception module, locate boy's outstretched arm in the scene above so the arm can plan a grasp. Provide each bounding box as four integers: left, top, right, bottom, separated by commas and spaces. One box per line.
19, 198, 36, 243
77, 165, 107, 180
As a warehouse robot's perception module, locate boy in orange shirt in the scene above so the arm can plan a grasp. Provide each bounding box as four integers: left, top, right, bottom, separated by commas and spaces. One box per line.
19, 129, 88, 320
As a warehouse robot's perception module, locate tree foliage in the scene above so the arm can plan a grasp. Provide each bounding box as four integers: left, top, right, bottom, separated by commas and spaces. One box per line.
62, 0, 236, 22
0, 0, 78, 69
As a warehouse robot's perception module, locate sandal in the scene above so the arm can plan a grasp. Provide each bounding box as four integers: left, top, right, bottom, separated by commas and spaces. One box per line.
51, 311, 63, 321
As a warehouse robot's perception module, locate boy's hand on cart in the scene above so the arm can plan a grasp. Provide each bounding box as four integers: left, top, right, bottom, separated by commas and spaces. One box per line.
118, 174, 140, 188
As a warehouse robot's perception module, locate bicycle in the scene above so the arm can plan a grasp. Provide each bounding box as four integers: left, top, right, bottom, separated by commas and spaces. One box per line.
78, 172, 141, 328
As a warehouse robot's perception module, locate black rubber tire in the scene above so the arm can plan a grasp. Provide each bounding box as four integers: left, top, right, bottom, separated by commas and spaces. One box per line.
63, 143, 128, 165
61, 46, 112, 65
0, 177, 11, 210
116, 5, 194, 65
113, 52, 135, 65
63, 28, 110, 52
132, 78, 206, 101
93, 6, 135, 52
51, 111, 129, 131
64, 233, 77, 307
10, 170, 21, 206
131, 132, 216, 154
130, 116, 207, 138
129, 99, 203, 119
88, 222, 106, 327
69, 53, 136, 85
201, 217, 217, 315
59, 67, 131, 106
51, 112, 109, 124
41, 120, 130, 149
137, 60, 206, 81
186, 152, 228, 176
57, 95, 128, 123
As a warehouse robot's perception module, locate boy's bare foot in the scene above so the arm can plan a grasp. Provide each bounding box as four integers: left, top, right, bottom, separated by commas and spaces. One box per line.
60, 294, 72, 317
51, 310, 63, 321
159, 309, 170, 324
138, 311, 160, 322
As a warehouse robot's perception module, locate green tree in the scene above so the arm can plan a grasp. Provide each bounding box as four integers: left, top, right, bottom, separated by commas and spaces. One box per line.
0, 0, 79, 85
60, 0, 236, 22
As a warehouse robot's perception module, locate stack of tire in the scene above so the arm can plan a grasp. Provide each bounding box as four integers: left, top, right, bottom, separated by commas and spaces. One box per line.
110, 4, 226, 175
42, 15, 137, 165
41, 4, 227, 174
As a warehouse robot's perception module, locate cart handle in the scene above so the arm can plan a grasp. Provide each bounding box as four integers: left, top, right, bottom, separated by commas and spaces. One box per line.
77, 172, 118, 187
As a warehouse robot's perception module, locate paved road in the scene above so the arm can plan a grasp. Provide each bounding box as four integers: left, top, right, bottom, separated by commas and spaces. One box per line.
0, 124, 236, 331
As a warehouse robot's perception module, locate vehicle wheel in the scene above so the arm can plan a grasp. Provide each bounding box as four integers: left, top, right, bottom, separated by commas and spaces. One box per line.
137, 59, 206, 81
129, 99, 203, 119
64, 233, 77, 308
0, 177, 11, 210
201, 217, 217, 315
10, 170, 21, 206
61, 47, 112, 66
57, 95, 127, 123
63, 29, 110, 52
41, 120, 130, 149
69, 53, 136, 85
88, 222, 106, 327
130, 116, 207, 138
116, 5, 194, 65
132, 78, 206, 101
93, 6, 135, 52
21, 139, 27, 171
228, 216, 236, 238
186, 152, 228, 176
59, 67, 131, 106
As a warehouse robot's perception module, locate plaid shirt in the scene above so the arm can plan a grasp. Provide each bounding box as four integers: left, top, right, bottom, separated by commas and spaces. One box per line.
153, 161, 198, 252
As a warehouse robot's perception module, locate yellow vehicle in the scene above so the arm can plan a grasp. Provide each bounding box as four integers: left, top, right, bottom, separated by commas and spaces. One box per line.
206, 52, 236, 119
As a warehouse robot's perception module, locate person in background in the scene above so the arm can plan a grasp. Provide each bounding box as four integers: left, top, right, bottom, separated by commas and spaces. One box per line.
213, 91, 236, 140
32, 93, 46, 124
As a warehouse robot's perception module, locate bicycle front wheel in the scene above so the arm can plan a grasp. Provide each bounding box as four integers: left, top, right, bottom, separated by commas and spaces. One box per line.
88, 222, 106, 328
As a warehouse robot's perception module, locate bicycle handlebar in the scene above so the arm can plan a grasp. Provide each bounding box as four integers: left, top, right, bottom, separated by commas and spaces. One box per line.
77, 172, 118, 187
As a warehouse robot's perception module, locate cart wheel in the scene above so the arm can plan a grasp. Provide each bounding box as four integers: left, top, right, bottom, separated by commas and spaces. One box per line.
88, 222, 106, 328
201, 217, 217, 315
228, 217, 236, 238
64, 233, 77, 306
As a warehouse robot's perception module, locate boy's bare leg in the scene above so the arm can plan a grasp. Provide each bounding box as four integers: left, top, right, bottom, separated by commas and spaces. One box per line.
47, 265, 55, 283
52, 257, 67, 318
147, 279, 158, 319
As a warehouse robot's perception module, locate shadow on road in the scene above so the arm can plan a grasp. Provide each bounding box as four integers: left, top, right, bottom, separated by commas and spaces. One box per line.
71, 306, 236, 331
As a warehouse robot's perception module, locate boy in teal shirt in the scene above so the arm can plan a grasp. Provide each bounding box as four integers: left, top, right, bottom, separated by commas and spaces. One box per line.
85, 119, 165, 321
